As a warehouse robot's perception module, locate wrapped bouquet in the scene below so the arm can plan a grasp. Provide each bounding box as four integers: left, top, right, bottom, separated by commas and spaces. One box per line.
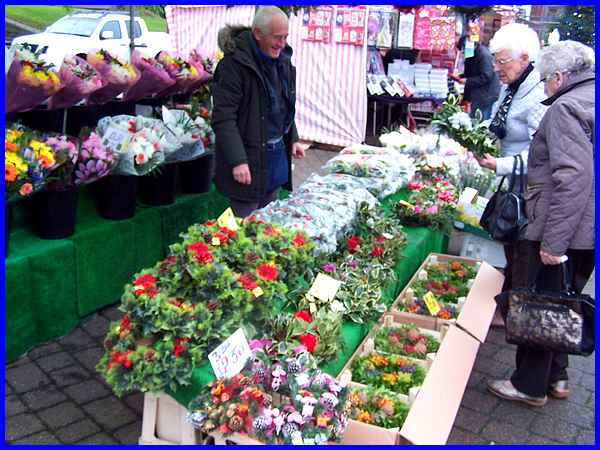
43, 134, 79, 190
123, 51, 175, 102
156, 51, 202, 96
161, 106, 207, 162
48, 55, 105, 109
75, 129, 118, 185
86, 49, 139, 105
6, 44, 62, 113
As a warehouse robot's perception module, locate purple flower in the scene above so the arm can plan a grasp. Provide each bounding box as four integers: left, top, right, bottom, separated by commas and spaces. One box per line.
322, 263, 337, 274
249, 338, 272, 350
363, 267, 370, 274
348, 259, 359, 269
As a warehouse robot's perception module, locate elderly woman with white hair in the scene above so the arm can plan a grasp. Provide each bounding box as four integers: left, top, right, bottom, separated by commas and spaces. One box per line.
487, 40, 595, 407
477, 23, 548, 293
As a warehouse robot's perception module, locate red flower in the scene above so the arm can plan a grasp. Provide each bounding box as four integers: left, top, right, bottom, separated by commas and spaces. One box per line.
128, 120, 137, 133
403, 344, 415, 354
173, 337, 190, 358
119, 315, 131, 336
438, 190, 455, 203
162, 256, 176, 266
346, 235, 361, 253
195, 251, 214, 264
256, 263, 278, 281
238, 274, 258, 292
292, 233, 306, 247
299, 333, 317, 353
213, 227, 237, 244
294, 310, 313, 323
264, 225, 280, 236
371, 246, 384, 258
375, 235, 387, 243
205, 220, 216, 226
188, 241, 210, 254
133, 274, 157, 297
408, 181, 424, 191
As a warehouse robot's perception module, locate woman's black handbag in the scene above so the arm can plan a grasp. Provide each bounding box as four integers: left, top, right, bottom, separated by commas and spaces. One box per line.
479, 154, 527, 243
495, 263, 595, 356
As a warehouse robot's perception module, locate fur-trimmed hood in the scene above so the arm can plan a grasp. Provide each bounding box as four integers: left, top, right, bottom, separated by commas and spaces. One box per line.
217, 24, 250, 54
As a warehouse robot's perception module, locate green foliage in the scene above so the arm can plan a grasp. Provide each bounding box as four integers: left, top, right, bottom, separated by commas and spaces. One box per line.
351, 352, 426, 395
557, 6, 595, 47
347, 385, 411, 429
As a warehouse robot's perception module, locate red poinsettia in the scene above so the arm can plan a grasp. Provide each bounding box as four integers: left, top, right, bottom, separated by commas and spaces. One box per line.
256, 263, 278, 281
173, 337, 190, 358
294, 310, 313, 323
299, 333, 317, 353
346, 235, 361, 253
292, 233, 306, 248
371, 246, 384, 258
238, 274, 258, 292
133, 274, 158, 298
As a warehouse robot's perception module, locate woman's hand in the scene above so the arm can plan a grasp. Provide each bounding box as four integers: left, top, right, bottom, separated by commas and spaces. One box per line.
476, 153, 497, 171
540, 249, 563, 265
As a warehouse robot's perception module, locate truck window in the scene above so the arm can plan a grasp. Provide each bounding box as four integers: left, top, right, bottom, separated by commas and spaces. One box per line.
46, 17, 98, 37
124, 20, 143, 39
101, 21, 122, 39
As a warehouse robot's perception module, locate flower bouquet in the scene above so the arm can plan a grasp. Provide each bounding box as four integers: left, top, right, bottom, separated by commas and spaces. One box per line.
432, 95, 500, 158
347, 385, 410, 429
123, 50, 175, 102
185, 49, 214, 93
350, 351, 426, 395
48, 55, 105, 109
75, 129, 118, 185
156, 51, 202, 96
160, 106, 207, 162
86, 49, 139, 105
43, 134, 79, 190
324, 153, 399, 179
6, 44, 62, 113
5, 127, 57, 203
373, 324, 440, 360
188, 346, 349, 444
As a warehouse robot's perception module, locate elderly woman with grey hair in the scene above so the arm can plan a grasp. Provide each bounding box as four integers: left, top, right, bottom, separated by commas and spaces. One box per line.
477, 23, 548, 295
487, 40, 595, 407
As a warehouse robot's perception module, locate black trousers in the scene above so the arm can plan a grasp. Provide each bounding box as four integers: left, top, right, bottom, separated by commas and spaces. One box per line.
229, 188, 280, 218
509, 240, 595, 397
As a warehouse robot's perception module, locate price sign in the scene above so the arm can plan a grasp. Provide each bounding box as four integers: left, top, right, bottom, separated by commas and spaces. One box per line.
252, 287, 264, 298
423, 291, 441, 316
217, 207, 239, 231
208, 328, 252, 379
307, 273, 342, 302
212, 237, 221, 246
102, 125, 130, 152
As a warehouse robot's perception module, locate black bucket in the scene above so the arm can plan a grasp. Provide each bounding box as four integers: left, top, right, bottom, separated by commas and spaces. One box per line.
138, 164, 178, 206
32, 187, 79, 239
95, 175, 138, 220
179, 153, 215, 194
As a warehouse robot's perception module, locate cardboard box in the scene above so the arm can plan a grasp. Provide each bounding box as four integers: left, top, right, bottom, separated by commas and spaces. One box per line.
390, 253, 503, 343
338, 325, 480, 445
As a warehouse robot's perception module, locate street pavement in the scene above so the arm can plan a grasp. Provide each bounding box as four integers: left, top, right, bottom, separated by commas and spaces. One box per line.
5, 147, 595, 444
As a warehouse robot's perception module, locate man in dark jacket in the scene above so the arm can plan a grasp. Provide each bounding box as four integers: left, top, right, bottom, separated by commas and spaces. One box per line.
212, 6, 305, 218
456, 35, 500, 119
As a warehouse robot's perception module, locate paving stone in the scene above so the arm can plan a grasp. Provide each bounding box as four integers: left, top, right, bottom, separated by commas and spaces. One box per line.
578, 373, 595, 390
58, 328, 98, 352
6, 395, 28, 416
63, 379, 111, 405
6, 363, 52, 393
73, 347, 105, 372
6, 413, 46, 441
576, 428, 596, 445
123, 392, 144, 416
37, 402, 85, 428
49, 365, 91, 387
7, 355, 33, 368
82, 397, 138, 431
465, 370, 489, 393
12, 431, 61, 444
35, 352, 77, 373
100, 304, 123, 322
81, 314, 111, 339
586, 391, 594, 409
21, 386, 67, 410
494, 348, 516, 366
447, 426, 490, 444
490, 399, 540, 429
526, 434, 561, 444
538, 399, 595, 429
26, 341, 63, 360
530, 414, 580, 444
565, 386, 593, 406
565, 368, 584, 386
54, 419, 101, 444
477, 342, 504, 360
481, 419, 532, 444
460, 389, 500, 414
453, 406, 489, 434
570, 354, 595, 374
472, 355, 511, 379
77, 432, 119, 444
113, 421, 142, 444
6, 380, 13, 394
484, 329, 508, 346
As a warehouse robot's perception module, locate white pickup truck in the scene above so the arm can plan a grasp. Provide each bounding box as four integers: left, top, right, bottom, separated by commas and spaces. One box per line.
9, 10, 173, 69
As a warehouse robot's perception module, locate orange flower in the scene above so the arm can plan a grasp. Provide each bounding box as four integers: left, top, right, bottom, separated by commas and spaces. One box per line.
369, 353, 388, 367
356, 410, 373, 424
5, 141, 18, 152
38, 154, 54, 169
19, 183, 33, 196
5, 165, 17, 182
316, 415, 331, 428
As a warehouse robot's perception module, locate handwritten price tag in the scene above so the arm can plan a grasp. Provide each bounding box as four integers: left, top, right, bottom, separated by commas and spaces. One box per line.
212, 237, 221, 246
307, 273, 342, 302
423, 291, 441, 317
102, 125, 130, 152
208, 328, 252, 380
252, 287, 264, 298
217, 208, 239, 231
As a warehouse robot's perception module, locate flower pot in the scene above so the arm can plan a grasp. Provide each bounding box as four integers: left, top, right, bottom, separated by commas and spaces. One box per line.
31, 186, 79, 239
179, 153, 215, 194
95, 175, 138, 220
138, 164, 177, 206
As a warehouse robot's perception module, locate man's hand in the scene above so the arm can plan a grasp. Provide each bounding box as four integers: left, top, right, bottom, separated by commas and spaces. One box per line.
232, 163, 251, 185
540, 249, 563, 265
292, 142, 306, 159
476, 153, 497, 171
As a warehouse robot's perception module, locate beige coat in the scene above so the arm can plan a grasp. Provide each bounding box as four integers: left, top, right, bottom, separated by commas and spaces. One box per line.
524, 71, 595, 255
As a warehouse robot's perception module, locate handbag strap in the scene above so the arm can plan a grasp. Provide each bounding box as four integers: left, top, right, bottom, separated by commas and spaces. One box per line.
531, 260, 574, 295
507, 154, 525, 194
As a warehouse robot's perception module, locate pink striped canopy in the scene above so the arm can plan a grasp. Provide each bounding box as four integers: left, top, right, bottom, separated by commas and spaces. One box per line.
165, 5, 367, 147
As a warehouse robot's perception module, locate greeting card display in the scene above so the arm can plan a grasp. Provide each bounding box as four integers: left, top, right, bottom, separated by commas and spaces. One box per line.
367, 9, 398, 48
334, 6, 367, 46
301, 6, 334, 44
396, 13, 415, 48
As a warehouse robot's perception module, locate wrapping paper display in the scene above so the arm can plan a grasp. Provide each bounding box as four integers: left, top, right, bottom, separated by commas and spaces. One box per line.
301, 6, 334, 43
334, 5, 367, 46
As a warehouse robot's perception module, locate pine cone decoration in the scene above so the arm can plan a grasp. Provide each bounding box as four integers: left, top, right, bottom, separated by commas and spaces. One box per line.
253, 416, 268, 432
287, 359, 301, 374
228, 415, 244, 432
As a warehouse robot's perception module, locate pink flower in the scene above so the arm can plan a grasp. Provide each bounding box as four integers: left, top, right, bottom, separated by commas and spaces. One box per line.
438, 191, 455, 203
135, 153, 147, 165
414, 205, 422, 214
408, 181, 424, 191
426, 205, 439, 215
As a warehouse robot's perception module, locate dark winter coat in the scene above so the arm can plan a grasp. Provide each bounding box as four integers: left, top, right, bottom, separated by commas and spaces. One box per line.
462, 43, 500, 107
524, 70, 595, 255
212, 25, 299, 202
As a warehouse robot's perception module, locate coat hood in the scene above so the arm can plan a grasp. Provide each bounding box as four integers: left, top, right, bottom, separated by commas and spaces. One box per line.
217, 25, 250, 54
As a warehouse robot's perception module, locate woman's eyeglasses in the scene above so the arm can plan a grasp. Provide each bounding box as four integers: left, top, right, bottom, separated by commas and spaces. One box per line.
493, 57, 514, 66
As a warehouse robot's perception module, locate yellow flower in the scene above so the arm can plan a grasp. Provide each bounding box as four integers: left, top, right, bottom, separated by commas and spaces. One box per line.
216, 51, 224, 62
22, 64, 34, 77
6, 129, 23, 143
38, 148, 56, 168
370, 353, 388, 367
382, 373, 398, 385
190, 65, 198, 77
5, 152, 27, 174
48, 71, 60, 85
34, 71, 49, 82
356, 410, 373, 424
